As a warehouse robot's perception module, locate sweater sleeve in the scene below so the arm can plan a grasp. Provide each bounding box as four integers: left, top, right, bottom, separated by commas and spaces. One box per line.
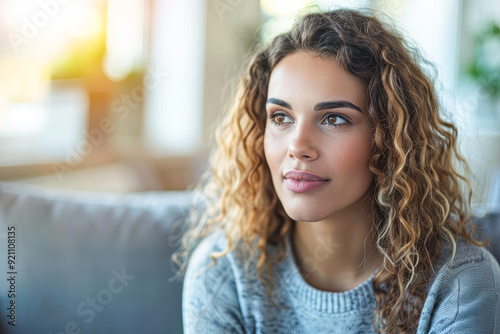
421, 247, 500, 334
182, 233, 246, 334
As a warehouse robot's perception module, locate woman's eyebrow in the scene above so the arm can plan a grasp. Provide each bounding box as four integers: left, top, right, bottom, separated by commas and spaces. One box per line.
266, 97, 292, 109
266, 97, 362, 113
314, 101, 363, 113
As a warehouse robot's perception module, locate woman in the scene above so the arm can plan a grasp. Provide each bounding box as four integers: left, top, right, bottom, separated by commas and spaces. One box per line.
177, 8, 500, 334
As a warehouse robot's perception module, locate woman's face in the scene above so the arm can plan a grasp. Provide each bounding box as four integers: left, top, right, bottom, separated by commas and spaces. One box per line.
264, 51, 373, 222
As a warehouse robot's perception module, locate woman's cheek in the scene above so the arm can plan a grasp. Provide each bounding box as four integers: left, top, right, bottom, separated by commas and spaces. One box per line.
264, 131, 282, 163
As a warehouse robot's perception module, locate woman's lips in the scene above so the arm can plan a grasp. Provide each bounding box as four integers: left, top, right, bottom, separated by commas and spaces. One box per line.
283, 170, 329, 193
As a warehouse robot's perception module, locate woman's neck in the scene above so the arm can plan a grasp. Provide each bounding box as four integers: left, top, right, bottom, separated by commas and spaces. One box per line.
290, 197, 382, 292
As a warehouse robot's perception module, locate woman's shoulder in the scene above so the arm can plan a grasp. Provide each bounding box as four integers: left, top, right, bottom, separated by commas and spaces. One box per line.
182, 231, 249, 333
417, 239, 500, 333
434, 238, 500, 277
429, 238, 500, 292
184, 230, 232, 277
184, 230, 262, 281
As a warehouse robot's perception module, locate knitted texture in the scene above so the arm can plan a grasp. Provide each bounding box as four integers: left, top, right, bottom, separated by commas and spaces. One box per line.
182, 231, 500, 333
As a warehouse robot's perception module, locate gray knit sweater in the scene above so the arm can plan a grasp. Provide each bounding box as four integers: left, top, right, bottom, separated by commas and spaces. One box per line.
182, 230, 500, 333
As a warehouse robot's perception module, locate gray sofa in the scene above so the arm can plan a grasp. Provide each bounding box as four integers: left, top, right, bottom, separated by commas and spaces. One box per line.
0, 175, 499, 334
0, 181, 191, 334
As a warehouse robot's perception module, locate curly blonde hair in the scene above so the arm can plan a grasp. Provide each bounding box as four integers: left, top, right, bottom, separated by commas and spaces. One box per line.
174, 8, 485, 333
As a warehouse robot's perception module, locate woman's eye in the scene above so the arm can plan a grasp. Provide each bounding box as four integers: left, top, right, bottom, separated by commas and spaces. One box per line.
270, 112, 292, 125
268, 112, 350, 127
276, 115, 286, 123
322, 114, 349, 127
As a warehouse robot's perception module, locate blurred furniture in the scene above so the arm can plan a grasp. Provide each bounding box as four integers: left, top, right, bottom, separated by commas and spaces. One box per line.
479, 169, 500, 259
0, 171, 499, 334
0, 182, 191, 334
1, 154, 206, 193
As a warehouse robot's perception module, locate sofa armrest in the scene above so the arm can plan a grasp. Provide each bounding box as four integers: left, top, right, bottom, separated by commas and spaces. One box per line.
0, 181, 191, 333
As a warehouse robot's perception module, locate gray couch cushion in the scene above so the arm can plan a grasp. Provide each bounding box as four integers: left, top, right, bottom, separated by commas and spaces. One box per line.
476, 170, 500, 262
0, 182, 191, 334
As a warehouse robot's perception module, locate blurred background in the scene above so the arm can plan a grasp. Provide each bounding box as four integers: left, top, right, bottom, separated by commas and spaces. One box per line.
0, 0, 499, 199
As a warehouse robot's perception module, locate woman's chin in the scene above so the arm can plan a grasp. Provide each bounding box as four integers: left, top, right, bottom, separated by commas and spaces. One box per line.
284, 209, 326, 223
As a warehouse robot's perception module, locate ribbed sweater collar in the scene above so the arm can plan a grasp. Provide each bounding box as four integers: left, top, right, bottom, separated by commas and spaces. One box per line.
277, 230, 376, 314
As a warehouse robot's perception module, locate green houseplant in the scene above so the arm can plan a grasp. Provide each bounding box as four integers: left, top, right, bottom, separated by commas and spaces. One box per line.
468, 21, 500, 122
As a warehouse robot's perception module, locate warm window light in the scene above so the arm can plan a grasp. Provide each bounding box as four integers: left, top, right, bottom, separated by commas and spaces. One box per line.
1, 0, 103, 59
103, 0, 145, 81
0, 57, 51, 137
143, 0, 205, 155
0, 57, 50, 102
0, 103, 47, 137
0, 0, 100, 165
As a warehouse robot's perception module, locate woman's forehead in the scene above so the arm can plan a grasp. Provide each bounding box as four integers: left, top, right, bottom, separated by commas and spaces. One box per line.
267, 51, 368, 113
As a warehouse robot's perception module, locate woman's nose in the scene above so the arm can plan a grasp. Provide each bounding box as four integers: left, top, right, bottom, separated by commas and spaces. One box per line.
287, 124, 319, 161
